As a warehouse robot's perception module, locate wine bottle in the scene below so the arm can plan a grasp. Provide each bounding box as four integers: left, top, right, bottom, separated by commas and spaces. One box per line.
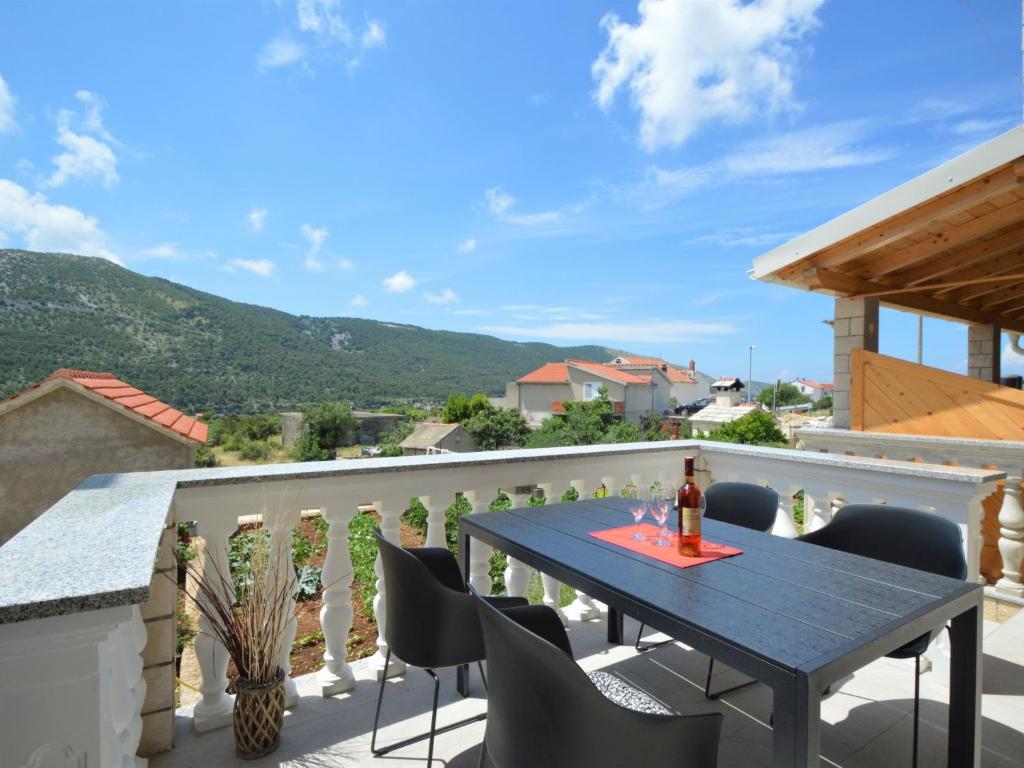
676, 456, 702, 557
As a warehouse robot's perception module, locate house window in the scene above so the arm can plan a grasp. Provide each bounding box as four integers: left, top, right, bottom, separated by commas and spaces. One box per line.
582, 382, 602, 401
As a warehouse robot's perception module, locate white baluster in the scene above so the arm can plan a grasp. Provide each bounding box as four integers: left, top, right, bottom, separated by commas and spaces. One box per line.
996, 472, 1024, 597
537, 483, 569, 627
267, 505, 300, 708
771, 483, 800, 539
421, 495, 447, 549
464, 491, 493, 596
103, 607, 147, 768
370, 501, 406, 680
564, 479, 601, 621
125, 605, 147, 767
318, 504, 357, 696
503, 493, 531, 598
192, 516, 236, 733
803, 486, 831, 532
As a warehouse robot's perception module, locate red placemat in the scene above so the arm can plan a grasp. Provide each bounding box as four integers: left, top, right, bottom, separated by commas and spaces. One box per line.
589, 523, 742, 569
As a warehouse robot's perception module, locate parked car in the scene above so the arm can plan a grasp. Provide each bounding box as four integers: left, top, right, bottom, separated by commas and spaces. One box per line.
675, 397, 712, 416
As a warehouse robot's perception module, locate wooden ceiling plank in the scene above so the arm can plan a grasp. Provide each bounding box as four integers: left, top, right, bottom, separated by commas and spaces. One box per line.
894, 227, 1024, 285
811, 268, 1024, 333
856, 198, 1024, 278
972, 282, 1024, 310
806, 165, 1023, 273
936, 259, 1024, 302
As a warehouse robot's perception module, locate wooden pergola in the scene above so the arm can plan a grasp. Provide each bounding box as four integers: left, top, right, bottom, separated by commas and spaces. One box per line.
751, 126, 1024, 335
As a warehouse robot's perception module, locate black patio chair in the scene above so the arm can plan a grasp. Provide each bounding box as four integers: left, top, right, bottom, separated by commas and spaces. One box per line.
370, 529, 530, 766
799, 504, 968, 768
475, 594, 723, 768
635, 481, 779, 699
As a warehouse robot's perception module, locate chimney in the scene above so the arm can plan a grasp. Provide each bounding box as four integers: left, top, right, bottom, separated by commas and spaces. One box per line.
689, 359, 695, 372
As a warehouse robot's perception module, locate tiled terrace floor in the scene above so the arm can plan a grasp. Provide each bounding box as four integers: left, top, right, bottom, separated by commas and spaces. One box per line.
156, 608, 1024, 768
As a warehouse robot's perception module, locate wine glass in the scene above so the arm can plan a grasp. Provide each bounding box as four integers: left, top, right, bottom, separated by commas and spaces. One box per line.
649, 489, 671, 547
626, 485, 646, 540
657, 489, 674, 546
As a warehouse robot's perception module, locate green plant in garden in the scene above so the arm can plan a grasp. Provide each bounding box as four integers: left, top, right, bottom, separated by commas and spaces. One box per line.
176, 522, 197, 563
193, 444, 219, 468
295, 564, 322, 601
238, 438, 272, 462
705, 410, 787, 446
291, 431, 331, 462
560, 487, 579, 502
347, 511, 380, 618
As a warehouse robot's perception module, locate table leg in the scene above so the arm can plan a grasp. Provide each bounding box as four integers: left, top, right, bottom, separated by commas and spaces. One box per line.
607, 606, 624, 644
948, 598, 982, 768
458, 531, 472, 698
771, 674, 820, 768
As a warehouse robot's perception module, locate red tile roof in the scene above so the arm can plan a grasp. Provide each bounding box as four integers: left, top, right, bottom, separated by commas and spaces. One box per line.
568, 360, 653, 384
518, 362, 571, 384
795, 378, 833, 390
609, 356, 697, 384
9, 369, 208, 443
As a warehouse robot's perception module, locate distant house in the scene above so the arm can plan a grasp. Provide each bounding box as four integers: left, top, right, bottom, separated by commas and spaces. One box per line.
607, 355, 709, 404
508, 359, 674, 425
400, 422, 477, 455
0, 368, 206, 544
690, 377, 760, 434
791, 379, 833, 400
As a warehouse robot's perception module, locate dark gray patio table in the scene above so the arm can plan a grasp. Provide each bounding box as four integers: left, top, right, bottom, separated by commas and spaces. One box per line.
459, 496, 983, 768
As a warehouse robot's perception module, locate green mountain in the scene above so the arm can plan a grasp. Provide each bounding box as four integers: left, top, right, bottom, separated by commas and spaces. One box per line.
0, 250, 621, 412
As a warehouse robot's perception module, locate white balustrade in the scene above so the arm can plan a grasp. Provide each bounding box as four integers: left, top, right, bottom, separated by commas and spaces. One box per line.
537, 483, 569, 627
564, 478, 602, 621
1, 437, 1006, 764
317, 503, 357, 696
797, 428, 1024, 595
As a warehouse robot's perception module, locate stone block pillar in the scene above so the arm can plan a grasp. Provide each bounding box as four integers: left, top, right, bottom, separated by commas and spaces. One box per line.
832, 297, 879, 429
967, 324, 1001, 383
139, 522, 177, 755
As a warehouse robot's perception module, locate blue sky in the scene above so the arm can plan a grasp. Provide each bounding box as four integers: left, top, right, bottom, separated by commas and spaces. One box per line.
1, 0, 1022, 383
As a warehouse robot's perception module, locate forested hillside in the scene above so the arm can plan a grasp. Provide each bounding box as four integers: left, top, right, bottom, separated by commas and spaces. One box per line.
0, 250, 618, 412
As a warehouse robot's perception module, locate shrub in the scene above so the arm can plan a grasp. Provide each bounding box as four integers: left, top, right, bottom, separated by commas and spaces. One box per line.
238, 438, 273, 462
705, 410, 786, 446
193, 444, 219, 468
291, 430, 331, 462
560, 487, 579, 502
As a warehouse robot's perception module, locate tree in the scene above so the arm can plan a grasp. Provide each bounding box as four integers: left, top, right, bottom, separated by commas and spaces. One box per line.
814, 394, 833, 412
302, 402, 357, 450
291, 431, 332, 462
705, 410, 786, 446
525, 387, 644, 448
464, 407, 530, 450
757, 382, 810, 410
443, 392, 493, 423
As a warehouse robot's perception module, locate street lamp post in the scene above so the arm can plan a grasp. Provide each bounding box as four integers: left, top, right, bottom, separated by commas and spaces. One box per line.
748, 344, 756, 403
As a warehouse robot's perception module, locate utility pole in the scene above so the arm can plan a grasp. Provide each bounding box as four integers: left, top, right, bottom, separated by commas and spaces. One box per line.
747, 345, 756, 403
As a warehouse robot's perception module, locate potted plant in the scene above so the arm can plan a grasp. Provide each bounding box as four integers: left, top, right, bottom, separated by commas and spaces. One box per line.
178, 523, 294, 759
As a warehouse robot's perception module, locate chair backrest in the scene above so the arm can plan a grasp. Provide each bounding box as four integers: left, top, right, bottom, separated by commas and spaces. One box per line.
372, 529, 483, 668
799, 504, 968, 580
704, 482, 779, 533
475, 597, 723, 768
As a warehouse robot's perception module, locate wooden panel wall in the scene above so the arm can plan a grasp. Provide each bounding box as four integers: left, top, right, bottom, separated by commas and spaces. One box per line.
851, 349, 1024, 439
851, 348, 1024, 581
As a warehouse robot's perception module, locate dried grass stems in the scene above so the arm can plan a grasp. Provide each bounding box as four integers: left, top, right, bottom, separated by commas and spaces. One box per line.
175, 506, 298, 687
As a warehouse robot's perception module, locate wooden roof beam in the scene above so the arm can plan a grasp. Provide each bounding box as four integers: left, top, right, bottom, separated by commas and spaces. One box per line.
805, 165, 1024, 274
972, 282, 1024, 311
938, 260, 1024, 302
809, 268, 1024, 333
892, 228, 1024, 286
853, 198, 1024, 278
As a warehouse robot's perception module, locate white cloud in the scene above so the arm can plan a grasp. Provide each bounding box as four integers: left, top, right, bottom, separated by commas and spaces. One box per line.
457, 238, 477, 253
337, 257, 355, 270
0, 74, 16, 133
593, 0, 824, 150
46, 92, 119, 188
227, 258, 277, 276
248, 206, 269, 232
619, 120, 891, 208
349, 294, 368, 307
480, 319, 736, 344
0, 179, 119, 263
300, 223, 329, 271
453, 308, 486, 316
260, 1, 385, 72
424, 288, 459, 305
141, 243, 178, 259
258, 37, 307, 69
383, 269, 416, 293
484, 186, 564, 225
949, 117, 1013, 137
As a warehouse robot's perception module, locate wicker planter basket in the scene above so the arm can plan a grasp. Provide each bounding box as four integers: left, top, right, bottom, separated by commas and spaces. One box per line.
233, 668, 285, 759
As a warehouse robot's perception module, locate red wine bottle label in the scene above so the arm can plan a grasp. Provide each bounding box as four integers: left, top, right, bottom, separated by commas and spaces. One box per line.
681, 507, 701, 536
